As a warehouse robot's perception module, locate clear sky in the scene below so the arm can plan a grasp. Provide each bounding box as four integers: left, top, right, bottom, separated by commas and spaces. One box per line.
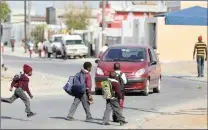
8, 1, 99, 15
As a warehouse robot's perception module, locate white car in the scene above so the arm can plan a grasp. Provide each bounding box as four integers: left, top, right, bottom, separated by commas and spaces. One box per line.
62, 35, 88, 58
44, 34, 67, 58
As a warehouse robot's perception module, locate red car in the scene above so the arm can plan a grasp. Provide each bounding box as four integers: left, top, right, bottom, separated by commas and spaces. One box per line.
94, 44, 161, 96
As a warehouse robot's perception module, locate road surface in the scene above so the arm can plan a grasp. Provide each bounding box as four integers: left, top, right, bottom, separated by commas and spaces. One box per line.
1, 55, 207, 129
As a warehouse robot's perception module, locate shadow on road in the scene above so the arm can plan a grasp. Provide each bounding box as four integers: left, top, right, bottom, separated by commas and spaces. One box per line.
1, 116, 29, 121
125, 92, 154, 96
124, 107, 207, 116
49, 117, 67, 120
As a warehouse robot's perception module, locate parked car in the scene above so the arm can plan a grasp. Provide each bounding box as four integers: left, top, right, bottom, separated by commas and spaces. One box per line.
61, 35, 88, 59
94, 44, 161, 96
44, 34, 67, 58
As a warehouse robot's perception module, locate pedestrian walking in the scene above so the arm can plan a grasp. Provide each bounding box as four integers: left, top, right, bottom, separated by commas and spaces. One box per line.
10, 37, 15, 52
112, 63, 127, 122
1, 64, 36, 118
38, 41, 43, 58
66, 62, 93, 121
193, 36, 207, 77
1, 41, 7, 71
99, 44, 108, 58
28, 41, 34, 58
43, 39, 47, 57
101, 71, 128, 126
62, 43, 67, 60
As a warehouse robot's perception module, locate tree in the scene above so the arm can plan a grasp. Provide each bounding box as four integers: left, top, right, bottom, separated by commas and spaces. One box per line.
64, 2, 92, 30
0, 1, 11, 22
31, 24, 47, 48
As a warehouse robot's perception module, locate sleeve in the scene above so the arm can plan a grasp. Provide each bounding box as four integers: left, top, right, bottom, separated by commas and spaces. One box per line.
112, 82, 122, 99
23, 76, 32, 97
10, 80, 18, 89
121, 73, 127, 84
25, 85, 32, 97
85, 74, 92, 96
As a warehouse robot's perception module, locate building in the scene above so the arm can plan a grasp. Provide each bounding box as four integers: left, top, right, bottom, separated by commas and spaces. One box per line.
97, 1, 167, 28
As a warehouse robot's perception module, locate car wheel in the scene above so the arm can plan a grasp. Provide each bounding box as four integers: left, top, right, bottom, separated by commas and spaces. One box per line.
143, 79, 150, 96
95, 88, 102, 95
153, 78, 161, 93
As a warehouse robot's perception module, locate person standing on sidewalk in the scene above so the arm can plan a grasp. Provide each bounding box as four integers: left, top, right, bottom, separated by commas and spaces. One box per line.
66, 62, 93, 121
37, 41, 43, 58
10, 37, 15, 52
1, 64, 36, 118
112, 63, 127, 122
193, 36, 207, 77
28, 40, 34, 58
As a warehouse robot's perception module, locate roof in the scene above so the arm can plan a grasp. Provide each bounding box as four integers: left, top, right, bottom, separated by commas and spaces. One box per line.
165, 6, 208, 26
110, 44, 152, 48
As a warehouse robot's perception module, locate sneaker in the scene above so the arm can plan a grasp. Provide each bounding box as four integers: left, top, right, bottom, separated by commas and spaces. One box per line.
86, 117, 93, 122
102, 122, 110, 125
27, 112, 36, 118
66, 117, 75, 121
120, 121, 128, 126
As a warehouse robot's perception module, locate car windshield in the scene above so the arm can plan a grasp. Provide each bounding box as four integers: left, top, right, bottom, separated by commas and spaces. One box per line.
103, 47, 146, 62
65, 40, 83, 45
54, 37, 62, 42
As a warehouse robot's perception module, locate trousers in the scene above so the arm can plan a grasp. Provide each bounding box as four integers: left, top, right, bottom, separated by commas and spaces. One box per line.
1, 87, 32, 113
67, 93, 92, 119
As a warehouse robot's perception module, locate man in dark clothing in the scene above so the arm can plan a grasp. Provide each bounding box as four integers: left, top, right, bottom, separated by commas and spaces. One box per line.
62, 43, 67, 60
102, 71, 128, 126
66, 62, 93, 121
1, 64, 36, 118
112, 63, 127, 122
193, 36, 207, 77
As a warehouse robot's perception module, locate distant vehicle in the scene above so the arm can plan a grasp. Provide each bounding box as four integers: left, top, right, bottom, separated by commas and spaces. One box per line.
94, 44, 161, 96
61, 35, 88, 59
43, 34, 67, 58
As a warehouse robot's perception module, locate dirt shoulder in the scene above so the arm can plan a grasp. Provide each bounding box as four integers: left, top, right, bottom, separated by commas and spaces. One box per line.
141, 98, 207, 129
1, 67, 68, 97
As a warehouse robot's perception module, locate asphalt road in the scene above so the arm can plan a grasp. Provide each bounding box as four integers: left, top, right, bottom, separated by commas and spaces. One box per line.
1, 55, 207, 129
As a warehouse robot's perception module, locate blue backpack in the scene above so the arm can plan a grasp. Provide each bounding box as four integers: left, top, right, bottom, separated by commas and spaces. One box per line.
63, 72, 86, 97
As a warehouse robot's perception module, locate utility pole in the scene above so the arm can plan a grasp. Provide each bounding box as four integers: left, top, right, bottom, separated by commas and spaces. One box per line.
24, 0, 27, 53
101, 0, 106, 47
0, 0, 2, 44
28, 1, 31, 40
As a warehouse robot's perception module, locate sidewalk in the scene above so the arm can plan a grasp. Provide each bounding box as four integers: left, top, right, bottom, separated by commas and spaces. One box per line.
141, 98, 207, 129
3, 46, 39, 58
161, 61, 207, 83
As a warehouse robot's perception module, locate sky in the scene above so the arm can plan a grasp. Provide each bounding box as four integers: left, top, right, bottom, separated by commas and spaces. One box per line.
7, 1, 179, 16
8, 1, 99, 16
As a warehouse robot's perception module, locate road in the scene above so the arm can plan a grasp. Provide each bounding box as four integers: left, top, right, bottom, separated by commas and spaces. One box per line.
1, 55, 207, 129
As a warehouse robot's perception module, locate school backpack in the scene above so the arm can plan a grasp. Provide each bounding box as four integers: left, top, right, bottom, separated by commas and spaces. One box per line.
117, 72, 125, 92
63, 72, 86, 97
101, 80, 114, 99
11, 72, 23, 87
63, 76, 74, 96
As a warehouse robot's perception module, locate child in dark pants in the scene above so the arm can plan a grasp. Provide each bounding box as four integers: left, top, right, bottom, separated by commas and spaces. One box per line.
1, 64, 36, 118
102, 71, 128, 126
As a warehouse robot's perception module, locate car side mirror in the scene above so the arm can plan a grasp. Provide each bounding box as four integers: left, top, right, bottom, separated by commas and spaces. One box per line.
151, 61, 157, 65
95, 59, 99, 63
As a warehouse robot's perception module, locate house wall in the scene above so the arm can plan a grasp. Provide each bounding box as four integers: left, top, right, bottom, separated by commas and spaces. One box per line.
180, 1, 208, 9
156, 17, 207, 62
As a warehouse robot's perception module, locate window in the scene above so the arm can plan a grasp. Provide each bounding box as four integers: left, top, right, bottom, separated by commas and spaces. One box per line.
148, 49, 153, 63
103, 47, 146, 62
65, 40, 83, 45
54, 37, 62, 42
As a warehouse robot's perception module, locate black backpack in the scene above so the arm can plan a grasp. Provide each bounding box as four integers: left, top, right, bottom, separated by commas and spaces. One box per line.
117, 72, 124, 92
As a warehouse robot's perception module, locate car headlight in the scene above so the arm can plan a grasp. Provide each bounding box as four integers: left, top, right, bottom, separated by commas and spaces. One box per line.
96, 67, 104, 75
135, 68, 145, 77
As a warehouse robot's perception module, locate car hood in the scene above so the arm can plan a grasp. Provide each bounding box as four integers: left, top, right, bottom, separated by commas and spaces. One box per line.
98, 61, 147, 73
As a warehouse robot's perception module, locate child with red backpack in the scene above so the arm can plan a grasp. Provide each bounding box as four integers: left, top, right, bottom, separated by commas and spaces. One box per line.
1, 64, 36, 118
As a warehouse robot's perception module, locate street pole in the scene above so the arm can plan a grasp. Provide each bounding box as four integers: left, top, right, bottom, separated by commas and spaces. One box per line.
0, 0, 2, 44
24, 0, 27, 53
28, 1, 31, 40
101, 0, 106, 47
